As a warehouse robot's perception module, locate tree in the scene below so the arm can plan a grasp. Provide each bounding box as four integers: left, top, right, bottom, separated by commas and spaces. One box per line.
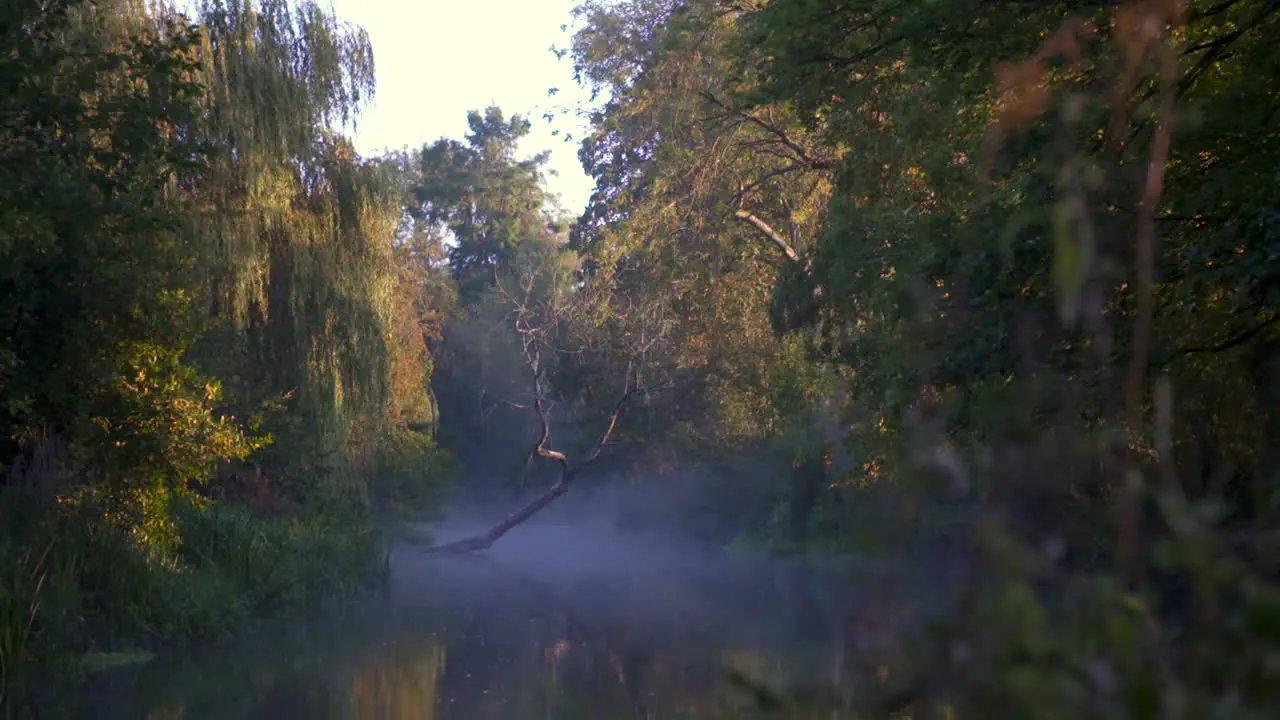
412, 107, 555, 300
403, 107, 579, 501
0, 0, 257, 503
168, 0, 445, 510
567, 0, 842, 468
426, 260, 664, 554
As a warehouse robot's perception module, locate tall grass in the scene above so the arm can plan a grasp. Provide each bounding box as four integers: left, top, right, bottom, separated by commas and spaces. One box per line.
0, 542, 49, 703
171, 493, 387, 614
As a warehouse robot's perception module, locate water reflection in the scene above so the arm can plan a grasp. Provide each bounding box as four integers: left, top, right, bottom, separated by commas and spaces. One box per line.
61, 521, 935, 719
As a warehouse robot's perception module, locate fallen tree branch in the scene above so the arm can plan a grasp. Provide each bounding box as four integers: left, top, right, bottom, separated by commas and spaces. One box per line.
424, 476, 576, 554
425, 350, 646, 554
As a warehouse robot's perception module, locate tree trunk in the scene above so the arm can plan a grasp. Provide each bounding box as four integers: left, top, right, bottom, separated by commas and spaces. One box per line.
425, 472, 574, 554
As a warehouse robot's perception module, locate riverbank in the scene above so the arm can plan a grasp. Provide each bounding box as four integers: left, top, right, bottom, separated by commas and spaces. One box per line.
0, 488, 389, 710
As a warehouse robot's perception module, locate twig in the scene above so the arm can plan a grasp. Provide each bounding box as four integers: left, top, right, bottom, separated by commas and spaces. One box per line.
699, 90, 832, 170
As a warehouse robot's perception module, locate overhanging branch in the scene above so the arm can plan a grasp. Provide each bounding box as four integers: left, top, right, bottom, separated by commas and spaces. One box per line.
425, 331, 655, 554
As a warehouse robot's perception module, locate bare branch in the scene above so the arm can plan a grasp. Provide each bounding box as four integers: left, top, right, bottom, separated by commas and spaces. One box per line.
732, 162, 809, 204
580, 367, 637, 467
426, 266, 654, 554
529, 347, 572, 476
699, 90, 832, 170
734, 208, 804, 265
426, 363, 642, 554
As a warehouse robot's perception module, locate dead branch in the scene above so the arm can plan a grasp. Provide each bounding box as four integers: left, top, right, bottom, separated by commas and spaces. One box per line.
424, 377, 640, 554
734, 208, 804, 265
426, 308, 660, 553
731, 162, 810, 205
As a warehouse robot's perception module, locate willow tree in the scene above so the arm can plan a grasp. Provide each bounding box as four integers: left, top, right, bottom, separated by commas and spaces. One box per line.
0, 0, 263, 509
167, 0, 429, 508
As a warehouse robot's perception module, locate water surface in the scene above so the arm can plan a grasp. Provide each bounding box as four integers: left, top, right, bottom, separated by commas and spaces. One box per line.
66, 515, 943, 719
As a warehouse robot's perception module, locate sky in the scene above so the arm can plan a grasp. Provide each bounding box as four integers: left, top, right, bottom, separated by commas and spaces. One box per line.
327, 0, 600, 215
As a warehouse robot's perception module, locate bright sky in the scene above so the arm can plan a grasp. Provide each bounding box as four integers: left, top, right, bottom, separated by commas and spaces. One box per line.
327, 0, 600, 215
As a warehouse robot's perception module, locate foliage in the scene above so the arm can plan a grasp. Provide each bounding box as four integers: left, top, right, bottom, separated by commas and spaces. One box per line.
404, 106, 594, 499
0, 0, 448, 694
176, 0, 422, 510
6, 0, 1280, 713
559, 0, 1280, 716
0, 0, 221, 497
371, 425, 453, 520
412, 107, 556, 289
0, 485, 384, 703
549, 0, 863, 521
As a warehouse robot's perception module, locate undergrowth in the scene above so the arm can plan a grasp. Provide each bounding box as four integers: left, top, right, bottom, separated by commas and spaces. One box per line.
0, 486, 387, 706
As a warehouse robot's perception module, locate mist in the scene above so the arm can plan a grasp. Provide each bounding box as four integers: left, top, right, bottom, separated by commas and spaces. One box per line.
395, 472, 965, 669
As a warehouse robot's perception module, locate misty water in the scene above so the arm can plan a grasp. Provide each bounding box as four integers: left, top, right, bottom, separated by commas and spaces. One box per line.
68, 500, 958, 719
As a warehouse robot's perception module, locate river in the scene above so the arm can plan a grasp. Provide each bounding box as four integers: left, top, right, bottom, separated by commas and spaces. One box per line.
59, 513, 955, 719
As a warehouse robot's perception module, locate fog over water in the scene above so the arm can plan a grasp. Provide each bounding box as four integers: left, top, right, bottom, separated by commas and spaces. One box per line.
70, 479, 967, 719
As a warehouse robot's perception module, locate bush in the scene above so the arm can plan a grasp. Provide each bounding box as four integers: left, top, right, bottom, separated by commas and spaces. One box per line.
371, 425, 454, 522
172, 493, 387, 612
0, 484, 389, 702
